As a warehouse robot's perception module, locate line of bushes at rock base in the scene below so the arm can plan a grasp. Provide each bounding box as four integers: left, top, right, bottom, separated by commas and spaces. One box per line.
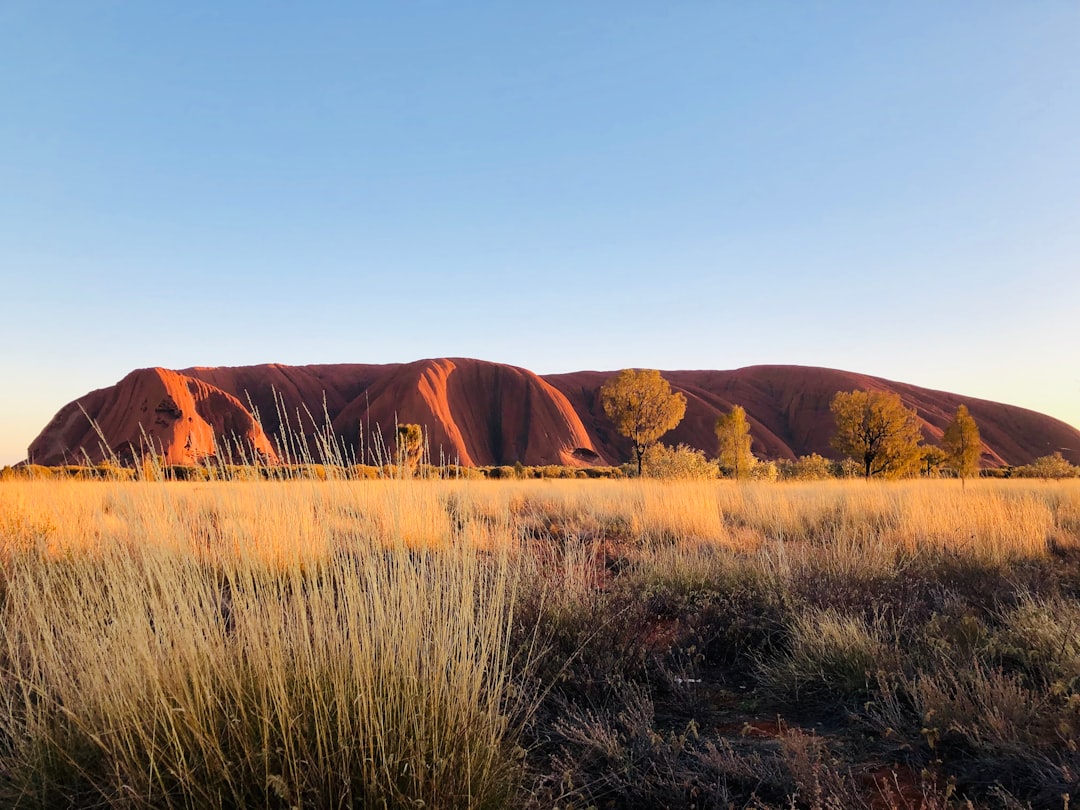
0, 462, 617, 482
4, 451, 1078, 482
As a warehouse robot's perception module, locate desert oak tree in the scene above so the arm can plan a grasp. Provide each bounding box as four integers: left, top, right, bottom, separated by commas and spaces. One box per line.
715, 405, 755, 479
600, 369, 687, 476
941, 404, 981, 483
921, 445, 948, 478
395, 423, 424, 473
830, 389, 923, 479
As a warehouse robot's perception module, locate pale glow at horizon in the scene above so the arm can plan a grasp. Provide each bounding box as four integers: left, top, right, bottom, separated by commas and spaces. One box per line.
1, 2, 1079, 465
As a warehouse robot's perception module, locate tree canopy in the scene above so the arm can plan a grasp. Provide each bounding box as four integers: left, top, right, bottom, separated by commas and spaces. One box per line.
600, 369, 687, 476
1014, 452, 1078, 480
941, 404, 981, 482
921, 445, 948, 478
395, 423, 424, 472
715, 405, 755, 479
830, 389, 923, 479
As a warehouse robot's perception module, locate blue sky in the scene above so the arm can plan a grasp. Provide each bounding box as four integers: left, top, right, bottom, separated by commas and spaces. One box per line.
2, 2, 1079, 465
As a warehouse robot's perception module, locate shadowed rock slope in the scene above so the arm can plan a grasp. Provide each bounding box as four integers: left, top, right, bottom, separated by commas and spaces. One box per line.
26, 359, 1080, 468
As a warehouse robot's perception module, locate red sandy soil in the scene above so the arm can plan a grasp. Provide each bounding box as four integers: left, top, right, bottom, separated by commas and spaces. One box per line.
25, 359, 1080, 468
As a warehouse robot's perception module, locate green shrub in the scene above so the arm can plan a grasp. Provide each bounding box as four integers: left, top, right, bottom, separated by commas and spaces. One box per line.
1014, 452, 1078, 479
832, 458, 864, 478
164, 465, 212, 481
642, 443, 718, 480
782, 453, 835, 481
582, 466, 624, 479
95, 463, 135, 481
349, 464, 382, 480
747, 458, 779, 482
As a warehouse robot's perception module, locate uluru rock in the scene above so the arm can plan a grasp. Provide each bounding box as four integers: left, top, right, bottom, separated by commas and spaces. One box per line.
25, 359, 1080, 469
326, 358, 602, 467
27, 367, 277, 466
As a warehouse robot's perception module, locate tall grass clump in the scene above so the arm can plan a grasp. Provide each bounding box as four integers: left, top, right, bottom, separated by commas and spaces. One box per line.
0, 484, 523, 809
756, 607, 898, 711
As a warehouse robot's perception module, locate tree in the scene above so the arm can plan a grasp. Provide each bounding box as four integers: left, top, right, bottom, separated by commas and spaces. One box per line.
830, 389, 923, 479
921, 445, 947, 478
781, 453, 834, 481
941, 404, 981, 484
715, 405, 755, 479
600, 369, 687, 476
1015, 452, 1078, 480
395, 423, 424, 474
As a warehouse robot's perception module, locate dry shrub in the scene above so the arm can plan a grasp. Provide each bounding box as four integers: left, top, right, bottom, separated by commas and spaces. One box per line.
992, 593, 1080, 690
863, 653, 1078, 804
534, 682, 702, 808
642, 443, 718, 480
757, 607, 899, 711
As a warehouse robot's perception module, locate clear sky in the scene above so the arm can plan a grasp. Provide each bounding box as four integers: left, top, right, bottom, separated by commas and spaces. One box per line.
2, 2, 1079, 465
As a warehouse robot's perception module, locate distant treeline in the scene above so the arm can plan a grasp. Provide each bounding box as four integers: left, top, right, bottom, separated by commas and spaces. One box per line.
2, 455, 1077, 482
0, 462, 627, 482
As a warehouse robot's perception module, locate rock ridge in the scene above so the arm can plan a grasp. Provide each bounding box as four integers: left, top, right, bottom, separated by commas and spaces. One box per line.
25, 359, 1080, 468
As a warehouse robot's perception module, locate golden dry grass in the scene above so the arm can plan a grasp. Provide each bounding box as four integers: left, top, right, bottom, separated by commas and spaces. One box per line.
4, 477, 1078, 563
2, 476, 1080, 808
0, 479, 525, 808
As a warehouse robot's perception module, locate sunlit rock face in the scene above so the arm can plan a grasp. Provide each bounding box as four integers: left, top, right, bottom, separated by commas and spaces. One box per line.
26, 359, 1080, 468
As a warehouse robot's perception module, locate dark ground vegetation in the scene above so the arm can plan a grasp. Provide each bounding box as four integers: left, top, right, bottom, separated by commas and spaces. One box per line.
511, 530, 1080, 808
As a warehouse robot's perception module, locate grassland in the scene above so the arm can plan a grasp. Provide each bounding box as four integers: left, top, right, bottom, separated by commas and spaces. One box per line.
2, 478, 1079, 808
